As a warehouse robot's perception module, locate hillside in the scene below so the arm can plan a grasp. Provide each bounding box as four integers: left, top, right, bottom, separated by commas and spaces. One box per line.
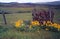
0, 1, 60, 7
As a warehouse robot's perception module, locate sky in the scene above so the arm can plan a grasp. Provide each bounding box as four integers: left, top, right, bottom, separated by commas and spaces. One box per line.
0, 0, 60, 3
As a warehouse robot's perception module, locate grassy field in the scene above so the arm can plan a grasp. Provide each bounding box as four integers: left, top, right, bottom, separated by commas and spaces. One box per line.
0, 7, 60, 24
0, 25, 60, 39
0, 7, 60, 39
0, 13, 32, 24
0, 7, 33, 24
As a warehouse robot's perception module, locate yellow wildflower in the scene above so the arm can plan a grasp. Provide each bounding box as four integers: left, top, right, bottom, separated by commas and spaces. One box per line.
31, 21, 40, 26
46, 23, 51, 27
47, 21, 52, 24
58, 24, 60, 29
53, 23, 58, 28
45, 21, 53, 27
57, 24, 60, 31
15, 20, 23, 28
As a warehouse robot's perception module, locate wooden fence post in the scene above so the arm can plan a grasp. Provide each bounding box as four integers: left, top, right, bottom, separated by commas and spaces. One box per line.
2, 11, 7, 24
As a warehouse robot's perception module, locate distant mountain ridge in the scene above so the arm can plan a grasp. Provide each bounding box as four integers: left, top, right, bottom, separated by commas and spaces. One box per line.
0, 1, 60, 7
44, 1, 60, 5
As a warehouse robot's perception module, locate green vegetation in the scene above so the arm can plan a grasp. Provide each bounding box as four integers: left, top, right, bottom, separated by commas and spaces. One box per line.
0, 25, 60, 39
0, 7, 60, 39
